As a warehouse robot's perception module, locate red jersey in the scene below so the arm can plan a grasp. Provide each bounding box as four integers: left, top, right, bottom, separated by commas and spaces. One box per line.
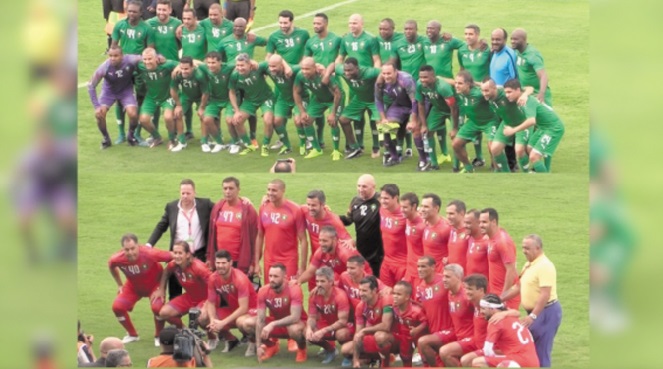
485, 316, 539, 367
405, 216, 426, 280
466, 234, 489, 278
214, 202, 244, 261
356, 294, 394, 328
167, 259, 211, 302
257, 283, 306, 320
301, 206, 352, 256
310, 247, 372, 280
108, 246, 172, 293
338, 272, 388, 310
416, 274, 451, 332
422, 218, 451, 272
472, 303, 488, 347
392, 301, 428, 341
448, 285, 474, 340
380, 207, 408, 264
308, 287, 350, 325
258, 200, 306, 262
447, 226, 469, 271
207, 268, 257, 310
486, 228, 517, 295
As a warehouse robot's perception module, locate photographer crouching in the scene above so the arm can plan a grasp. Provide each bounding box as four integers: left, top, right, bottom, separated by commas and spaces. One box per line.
147, 309, 213, 367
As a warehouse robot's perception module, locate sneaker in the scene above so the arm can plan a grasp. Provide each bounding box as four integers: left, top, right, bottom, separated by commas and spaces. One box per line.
304, 149, 323, 159
331, 150, 343, 161
154, 337, 160, 347
295, 347, 308, 363
127, 136, 138, 146
149, 137, 163, 148
404, 148, 413, 158
306, 141, 313, 150
422, 164, 440, 172
146, 137, 155, 145
240, 334, 250, 344
459, 167, 473, 173
287, 339, 298, 352
412, 353, 423, 366
278, 146, 292, 155
211, 143, 224, 153
472, 157, 486, 167
345, 147, 362, 159
261, 145, 269, 157
452, 167, 461, 173
418, 161, 431, 172
135, 136, 150, 147
299, 146, 307, 156
259, 343, 280, 361
384, 157, 400, 167
229, 144, 241, 154
382, 152, 391, 165
321, 348, 338, 364
167, 139, 176, 151
100, 139, 112, 150
437, 153, 452, 164
269, 140, 284, 150
171, 142, 186, 152
394, 354, 402, 362
341, 357, 352, 367
121, 335, 139, 344
239, 144, 258, 156
222, 339, 240, 353
245, 342, 256, 357
317, 347, 327, 357
207, 338, 218, 351
185, 132, 195, 141
201, 143, 211, 153
114, 133, 126, 145
371, 147, 381, 158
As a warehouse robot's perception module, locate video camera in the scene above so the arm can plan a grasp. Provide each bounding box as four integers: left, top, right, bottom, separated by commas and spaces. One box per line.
173, 308, 209, 366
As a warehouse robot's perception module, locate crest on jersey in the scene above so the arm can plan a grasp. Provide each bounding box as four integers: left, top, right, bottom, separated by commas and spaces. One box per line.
284, 297, 289, 304
370, 204, 377, 211
142, 264, 148, 270
236, 213, 242, 220
188, 273, 193, 279
432, 232, 437, 239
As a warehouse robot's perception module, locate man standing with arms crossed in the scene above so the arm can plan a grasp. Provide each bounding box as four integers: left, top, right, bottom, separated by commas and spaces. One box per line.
169, 56, 207, 152
420, 193, 451, 272
179, 9, 207, 61
197, 51, 235, 152
465, 209, 490, 278
401, 193, 425, 287
446, 200, 469, 271
378, 184, 408, 287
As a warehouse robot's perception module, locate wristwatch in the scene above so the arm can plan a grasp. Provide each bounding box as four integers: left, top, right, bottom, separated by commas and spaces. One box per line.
528, 313, 537, 320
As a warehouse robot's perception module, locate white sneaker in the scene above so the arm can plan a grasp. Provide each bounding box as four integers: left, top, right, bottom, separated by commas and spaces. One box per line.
171, 142, 186, 152
244, 342, 256, 357
306, 141, 313, 150
154, 337, 160, 347
207, 338, 218, 351
201, 143, 211, 153
412, 353, 423, 366
269, 140, 284, 150
229, 144, 241, 154
211, 143, 224, 153
121, 335, 139, 344
394, 354, 402, 362
217, 143, 229, 151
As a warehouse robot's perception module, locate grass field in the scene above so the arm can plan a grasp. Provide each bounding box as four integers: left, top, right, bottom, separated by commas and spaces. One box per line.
77, 0, 588, 174
78, 172, 589, 367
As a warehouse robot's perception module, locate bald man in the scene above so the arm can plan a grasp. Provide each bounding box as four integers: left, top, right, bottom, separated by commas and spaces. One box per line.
218, 17, 267, 66
489, 28, 517, 87
511, 28, 552, 106
423, 20, 464, 79
80, 337, 124, 367
340, 174, 384, 276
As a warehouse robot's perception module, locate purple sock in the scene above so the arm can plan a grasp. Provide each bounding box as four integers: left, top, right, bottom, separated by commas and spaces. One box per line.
415, 137, 427, 162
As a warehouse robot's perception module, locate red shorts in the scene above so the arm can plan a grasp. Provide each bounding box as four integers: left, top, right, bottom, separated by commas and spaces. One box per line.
457, 337, 479, 353
434, 329, 457, 344
264, 258, 298, 282
315, 320, 356, 340
393, 334, 415, 357
215, 307, 257, 330
167, 293, 205, 314
264, 315, 304, 338
379, 262, 407, 287
113, 283, 162, 313
361, 334, 379, 354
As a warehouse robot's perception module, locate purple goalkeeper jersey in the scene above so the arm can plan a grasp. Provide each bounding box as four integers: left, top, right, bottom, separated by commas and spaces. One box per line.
375, 71, 418, 115
87, 54, 142, 109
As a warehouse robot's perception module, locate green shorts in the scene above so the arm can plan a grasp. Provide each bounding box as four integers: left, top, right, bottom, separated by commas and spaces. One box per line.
140, 97, 174, 116
204, 99, 231, 118
528, 126, 564, 157
180, 96, 201, 115
493, 121, 532, 146
341, 98, 378, 121
239, 98, 274, 116
274, 97, 301, 119
426, 107, 449, 132
307, 97, 342, 119
457, 119, 498, 142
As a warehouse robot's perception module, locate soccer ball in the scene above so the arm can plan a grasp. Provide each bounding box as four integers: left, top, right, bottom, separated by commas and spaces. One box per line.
496, 360, 521, 368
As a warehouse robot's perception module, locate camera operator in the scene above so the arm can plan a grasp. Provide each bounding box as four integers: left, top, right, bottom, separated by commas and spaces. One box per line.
147, 326, 213, 367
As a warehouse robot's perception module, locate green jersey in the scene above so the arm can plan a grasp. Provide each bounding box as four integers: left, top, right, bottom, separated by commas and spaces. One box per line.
266, 63, 303, 104
170, 68, 208, 100
457, 86, 495, 124
294, 71, 341, 104
377, 32, 405, 64
522, 95, 563, 130
146, 17, 181, 61
137, 60, 179, 101
457, 44, 491, 82
487, 88, 526, 126
181, 24, 207, 61
218, 34, 267, 66
516, 44, 550, 95
335, 64, 380, 103
266, 27, 310, 64
423, 37, 464, 78
229, 62, 274, 103
199, 18, 234, 51
305, 32, 342, 66
112, 19, 153, 55
392, 35, 427, 77
415, 77, 455, 114
198, 64, 234, 102
339, 31, 379, 67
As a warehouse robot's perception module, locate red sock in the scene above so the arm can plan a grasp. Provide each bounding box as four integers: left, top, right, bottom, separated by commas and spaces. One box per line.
115, 312, 138, 337
167, 316, 183, 328
154, 316, 165, 337
319, 340, 334, 352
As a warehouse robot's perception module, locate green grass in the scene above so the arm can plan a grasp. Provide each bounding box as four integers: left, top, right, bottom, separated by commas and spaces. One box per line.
78, 172, 589, 367
77, 0, 588, 174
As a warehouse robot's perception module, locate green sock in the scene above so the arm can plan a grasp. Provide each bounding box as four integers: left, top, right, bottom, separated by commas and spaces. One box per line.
331, 126, 341, 150
151, 130, 162, 139
453, 156, 460, 169
178, 133, 186, 144
474, 135, 483, 160
213, 132, 223, 144
518, 156, 530, 172
274, 125, 291, 149
296, 126, 307, 147
315, 117, 325, 145
115, 104, 126, 135
464, 163, 474, 172
533, 160, 548, 173
370, 120, 379, 149
134, 125, 142, 137
168, 131, 176, 140
428, 137, 439, 166
355, 118, 366, 148
304, 125, 321, 150
240, 133, 251, 146
544, 155, 552, 172
437, 129, 448, 155
262, 134, 271, 146
153, 108, 161, 132
406, 132, 412, 149
184, 108, 193, 134
201, 136, 208, 144
494, 153, 510, 172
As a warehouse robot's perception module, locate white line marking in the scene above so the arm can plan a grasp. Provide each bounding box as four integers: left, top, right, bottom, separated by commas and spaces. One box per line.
79, 0, 359, 89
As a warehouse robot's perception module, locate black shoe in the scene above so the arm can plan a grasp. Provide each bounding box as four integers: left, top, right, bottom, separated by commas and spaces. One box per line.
382, 153, 391, 165
127, 136, 138, 146
472, 158, 486, 168
345, 147, 362, 159
452, 167, 461, 173
100, 139, 112, 150
384, 157, 400, 167
320, 142, 326, 149
185, 132, 195, 141
418, 161, 431, 172
422, 164, 440, 171
222, 339, 241, 353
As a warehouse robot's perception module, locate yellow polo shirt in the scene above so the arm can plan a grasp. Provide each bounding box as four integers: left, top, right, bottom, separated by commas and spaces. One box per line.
520, 253, 557, 311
